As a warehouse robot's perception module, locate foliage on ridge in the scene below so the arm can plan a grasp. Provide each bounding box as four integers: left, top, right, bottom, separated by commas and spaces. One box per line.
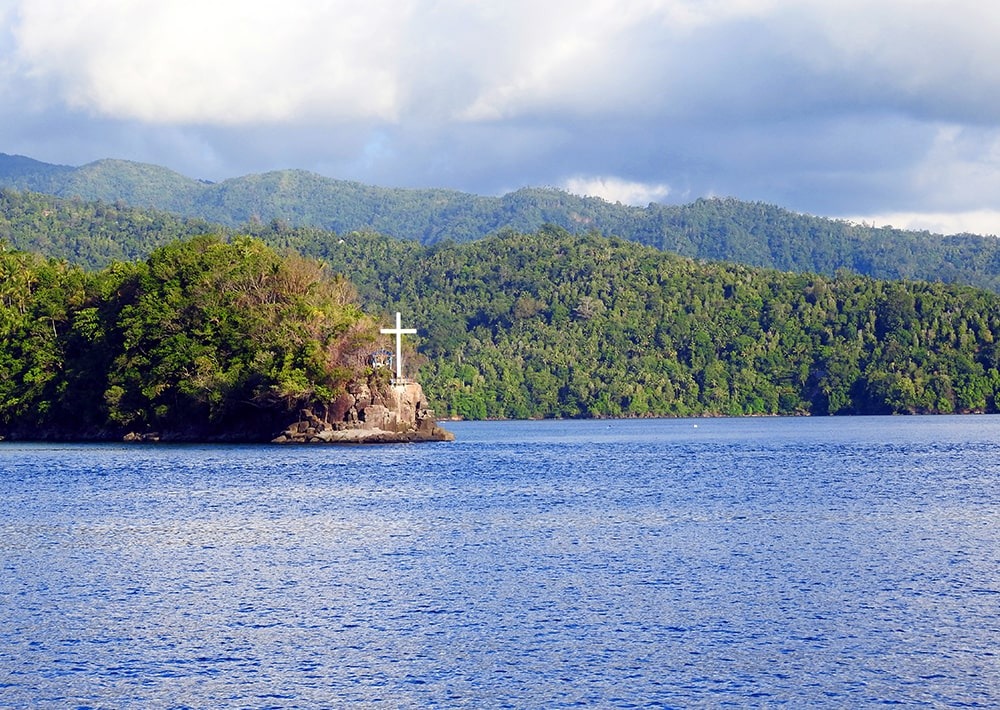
302, 227, 1000, 419
4, 181, 1000, 424
0, 188, 221, 266
5, 153, 1000, 292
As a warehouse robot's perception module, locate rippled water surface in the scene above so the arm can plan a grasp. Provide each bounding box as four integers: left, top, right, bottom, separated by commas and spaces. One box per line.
1, 416, 998, 707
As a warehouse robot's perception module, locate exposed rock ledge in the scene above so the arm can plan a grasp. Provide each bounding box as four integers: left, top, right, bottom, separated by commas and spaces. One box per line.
272, 379, 454, 444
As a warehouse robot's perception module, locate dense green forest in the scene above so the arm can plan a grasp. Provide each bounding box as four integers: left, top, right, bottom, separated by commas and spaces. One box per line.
294, 227, 1000, 419
0, 189, 220, 266
0, 236, 374, 440
5, 226, 1000, 429
5, 154, 1000, 292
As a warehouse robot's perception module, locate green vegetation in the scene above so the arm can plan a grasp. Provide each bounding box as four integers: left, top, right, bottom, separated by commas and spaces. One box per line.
0, 236, 374, 440
4, 183, 1000, 429
303, 227, 1000, 419
5, 154, 1000, 292
0, 188, 222, 268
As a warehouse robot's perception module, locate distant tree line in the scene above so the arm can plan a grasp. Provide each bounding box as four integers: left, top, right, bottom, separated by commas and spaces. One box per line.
0, 188, 218, 266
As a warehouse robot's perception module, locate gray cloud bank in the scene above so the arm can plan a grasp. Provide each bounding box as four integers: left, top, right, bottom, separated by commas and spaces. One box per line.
3, 0, 1000, 234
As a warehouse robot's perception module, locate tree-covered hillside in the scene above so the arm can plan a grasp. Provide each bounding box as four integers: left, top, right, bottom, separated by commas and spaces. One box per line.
301, 227, 1000, 420
5, 154, 1000, 292
0, 153, 75, 188
0, 189, 222, 267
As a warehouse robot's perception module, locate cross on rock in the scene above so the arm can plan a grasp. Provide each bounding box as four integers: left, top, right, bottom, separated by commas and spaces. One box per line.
380, 312, 417, 382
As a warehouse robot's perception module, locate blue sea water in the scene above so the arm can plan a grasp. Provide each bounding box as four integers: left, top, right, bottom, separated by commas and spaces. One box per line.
0, 416, 998, 708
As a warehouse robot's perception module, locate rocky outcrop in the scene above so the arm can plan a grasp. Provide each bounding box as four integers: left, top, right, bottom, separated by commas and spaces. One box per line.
272, 379, 454, 444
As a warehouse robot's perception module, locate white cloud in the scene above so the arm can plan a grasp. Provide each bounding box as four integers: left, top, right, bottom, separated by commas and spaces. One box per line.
785, 1, 1000, 123
9, 0, 995, 128
833, 123, 1000, 233
905, 125, 1000, 210
563, 176, 671, 205
9, 0, 409, 123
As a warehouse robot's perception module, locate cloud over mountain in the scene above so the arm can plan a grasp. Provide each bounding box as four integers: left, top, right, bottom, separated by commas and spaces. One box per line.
3, 0, 1000, 234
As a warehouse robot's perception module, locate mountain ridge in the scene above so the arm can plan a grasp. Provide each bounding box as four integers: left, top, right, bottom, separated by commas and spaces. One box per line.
4, 151, 1000, 292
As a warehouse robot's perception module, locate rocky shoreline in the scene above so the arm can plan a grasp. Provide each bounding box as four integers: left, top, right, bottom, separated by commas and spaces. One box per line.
270, 379, 454, 444
0, 377, 454, 445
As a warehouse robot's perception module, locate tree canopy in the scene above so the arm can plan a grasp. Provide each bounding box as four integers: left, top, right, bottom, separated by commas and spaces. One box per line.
6, 156, 1000, 292
308, 227, 1000, 420
0, 236, 374, 440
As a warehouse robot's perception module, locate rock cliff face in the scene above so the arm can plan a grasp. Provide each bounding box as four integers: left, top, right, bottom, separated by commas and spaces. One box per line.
272, 378, 454, 444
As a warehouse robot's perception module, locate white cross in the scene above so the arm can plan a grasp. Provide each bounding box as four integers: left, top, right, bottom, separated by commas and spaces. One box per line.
380, 311, 417, 382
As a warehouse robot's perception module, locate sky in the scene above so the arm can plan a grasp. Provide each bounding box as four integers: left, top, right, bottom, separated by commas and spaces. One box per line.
3, 0, 1000, 235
